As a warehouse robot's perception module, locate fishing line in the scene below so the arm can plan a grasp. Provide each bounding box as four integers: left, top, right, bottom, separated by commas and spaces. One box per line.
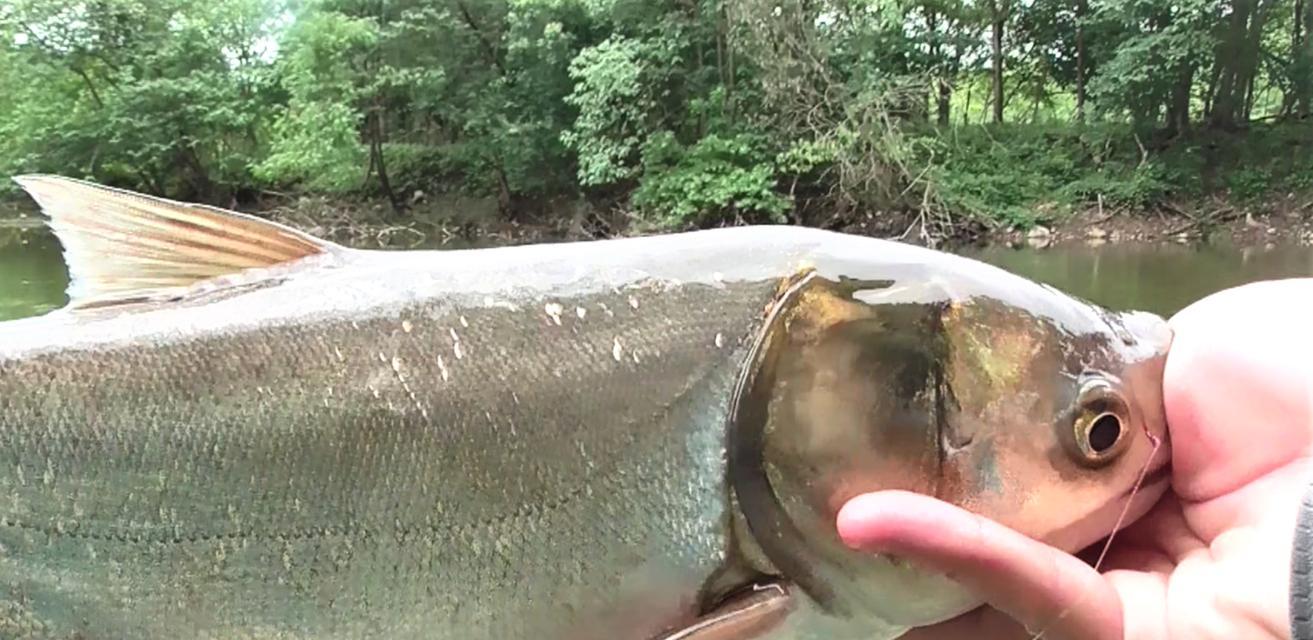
1026, 427, 1164, 640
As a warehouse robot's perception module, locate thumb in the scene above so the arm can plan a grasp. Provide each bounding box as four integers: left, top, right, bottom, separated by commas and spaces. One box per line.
1164, 278, 1313, 503
836, 491, 1123, 640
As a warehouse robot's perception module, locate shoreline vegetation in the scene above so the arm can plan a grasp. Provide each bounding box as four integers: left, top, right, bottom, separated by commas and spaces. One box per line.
2, 0, 1313, 252
9, 177, 1313, 253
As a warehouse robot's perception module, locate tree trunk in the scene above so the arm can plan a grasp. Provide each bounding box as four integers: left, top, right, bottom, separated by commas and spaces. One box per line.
990, 0, 1006, 123
1243, 72, 1257, 121
1302, 0, 1313, 115
937, 78, 953, 126
1166, 64, 1196, 134
454, 0, 505, 75
177, 143, 214, 203
1237, 0, 1273, 122
923, 7, 952, 126
963, 77, 973, 125
1210, 0, 1254, 129
725, 11, 735, 118
1075, 0, 1088, 122
365, 0, 403, 217
369, 102, 405, 216
1298, 0, 1305, 52
73, 66, 104, 109
1204, 61, 1222, 117
1286, 0, 1307, 116
692, 0, 705, 137
927, 8, 944, 125
494, 166, 513, 218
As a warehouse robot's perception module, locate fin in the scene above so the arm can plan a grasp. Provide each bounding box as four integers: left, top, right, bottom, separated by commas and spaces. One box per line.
655, 583, 794, 640
13, 175, 339, 310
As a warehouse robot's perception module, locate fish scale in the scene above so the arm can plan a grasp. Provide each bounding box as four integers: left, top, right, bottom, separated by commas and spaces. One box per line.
0, 275, 779, 639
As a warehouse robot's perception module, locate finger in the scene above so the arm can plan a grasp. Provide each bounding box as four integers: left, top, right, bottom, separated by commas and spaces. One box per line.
836, 491, 1123, 640
1164, 278, 1313, 503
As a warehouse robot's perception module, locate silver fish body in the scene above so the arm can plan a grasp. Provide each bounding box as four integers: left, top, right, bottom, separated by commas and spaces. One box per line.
0, 233, 787, 639
0, 177, 1174, 640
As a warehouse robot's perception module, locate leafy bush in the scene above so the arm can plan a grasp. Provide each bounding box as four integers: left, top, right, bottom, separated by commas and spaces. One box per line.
561, 35, 679, 187
379, 143, 456, 196
922, 124, 1177, 227
1226, 167, 1272, 201
1288, 159, 1313, 191
254, 99, 366, 192
1059, 161, 1172, 209
632, 132, 791, 227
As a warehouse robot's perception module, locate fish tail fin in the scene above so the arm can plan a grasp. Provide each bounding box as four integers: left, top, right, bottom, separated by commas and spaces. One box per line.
12, 175, 341, 310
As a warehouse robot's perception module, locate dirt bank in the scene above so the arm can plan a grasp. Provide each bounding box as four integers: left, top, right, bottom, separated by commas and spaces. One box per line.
5, 193, 1313, 251
984, 196, 1313, 250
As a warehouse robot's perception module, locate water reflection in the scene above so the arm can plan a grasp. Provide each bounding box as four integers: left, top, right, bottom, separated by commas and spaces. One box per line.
965, 241, 1313, 317
0, 226, 68, 321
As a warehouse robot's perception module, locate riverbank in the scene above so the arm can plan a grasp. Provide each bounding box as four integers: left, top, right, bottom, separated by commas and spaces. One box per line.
252, 190, 1313, 252
980, 195, 1313, 250
3, 189, 1312, 252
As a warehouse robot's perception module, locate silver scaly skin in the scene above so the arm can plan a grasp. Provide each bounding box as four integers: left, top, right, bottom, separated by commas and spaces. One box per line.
0, 177, 1173, 640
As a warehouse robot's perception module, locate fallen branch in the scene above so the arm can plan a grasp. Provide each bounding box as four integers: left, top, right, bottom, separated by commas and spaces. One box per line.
1153, 207, 1237, 238
1158, 201, 1195, 220
1082, 195, 1116, 227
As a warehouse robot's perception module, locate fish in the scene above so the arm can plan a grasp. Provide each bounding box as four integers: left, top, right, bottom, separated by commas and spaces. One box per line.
0, 176, 1173, 640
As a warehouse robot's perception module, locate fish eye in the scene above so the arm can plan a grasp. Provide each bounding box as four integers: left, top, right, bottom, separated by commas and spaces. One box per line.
1087, 413, 1122, 453
1065, 377, 1132, 467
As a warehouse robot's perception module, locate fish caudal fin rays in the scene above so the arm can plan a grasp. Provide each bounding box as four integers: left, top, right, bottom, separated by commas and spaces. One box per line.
12, 175, 338, 310
654, 583, 794, 640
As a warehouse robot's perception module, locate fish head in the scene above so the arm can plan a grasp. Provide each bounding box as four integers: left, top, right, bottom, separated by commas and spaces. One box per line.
749, 255, 1172, 626
926, 296, 1173, 552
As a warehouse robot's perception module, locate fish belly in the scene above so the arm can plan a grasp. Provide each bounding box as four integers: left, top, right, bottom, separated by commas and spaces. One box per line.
0, 278, 777, 639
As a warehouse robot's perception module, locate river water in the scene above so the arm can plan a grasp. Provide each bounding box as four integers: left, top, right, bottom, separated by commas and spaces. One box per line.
2, 223, 1312, 322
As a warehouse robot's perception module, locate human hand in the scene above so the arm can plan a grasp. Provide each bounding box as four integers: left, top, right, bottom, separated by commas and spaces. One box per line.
836, 278, 1313, 640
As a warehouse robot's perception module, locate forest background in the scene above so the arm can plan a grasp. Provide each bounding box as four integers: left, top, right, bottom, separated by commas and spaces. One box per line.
2, 0, 1311, 246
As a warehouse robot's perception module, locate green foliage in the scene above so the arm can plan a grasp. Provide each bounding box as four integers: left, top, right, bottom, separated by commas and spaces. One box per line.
0, 0, 283, 199
256, 99, 367, 191
253, 8, 376, 191
1063, 161, 1172, 209
561, 34, 678, 186
632, 131, 791, 226
1169, 123, 1313, 197
1226, 167, 1272, 201
1084, 0, 1218, 123
1, 0, 1311, 232
926, 124, 1174, 226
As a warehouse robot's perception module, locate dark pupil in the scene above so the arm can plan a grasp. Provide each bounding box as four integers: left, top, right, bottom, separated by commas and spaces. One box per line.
1088, 414, 1122, 453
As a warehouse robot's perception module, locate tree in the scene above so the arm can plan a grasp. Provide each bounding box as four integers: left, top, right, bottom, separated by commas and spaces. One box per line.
0, 0, 284, 201
989, 0, 1008, 123
1, 0, 1309, 235
1209, 0, 1278, 128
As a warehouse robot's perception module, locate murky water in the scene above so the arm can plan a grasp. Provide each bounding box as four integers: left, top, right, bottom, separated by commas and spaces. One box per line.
968, 240, 1313, 317
0, 226, 67, 322
1, 223, 1312, 322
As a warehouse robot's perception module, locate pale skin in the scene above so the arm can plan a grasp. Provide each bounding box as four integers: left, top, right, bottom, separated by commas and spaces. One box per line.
838, 278, 1313, 640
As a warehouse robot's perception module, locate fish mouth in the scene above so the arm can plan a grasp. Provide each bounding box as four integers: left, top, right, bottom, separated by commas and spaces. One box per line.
1099, 459, 1173, 542
1124, 462, 1172, 500
1067, 460, 1173, 565
1045, 457, 1173, 554
1112, 459, 1173, 527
